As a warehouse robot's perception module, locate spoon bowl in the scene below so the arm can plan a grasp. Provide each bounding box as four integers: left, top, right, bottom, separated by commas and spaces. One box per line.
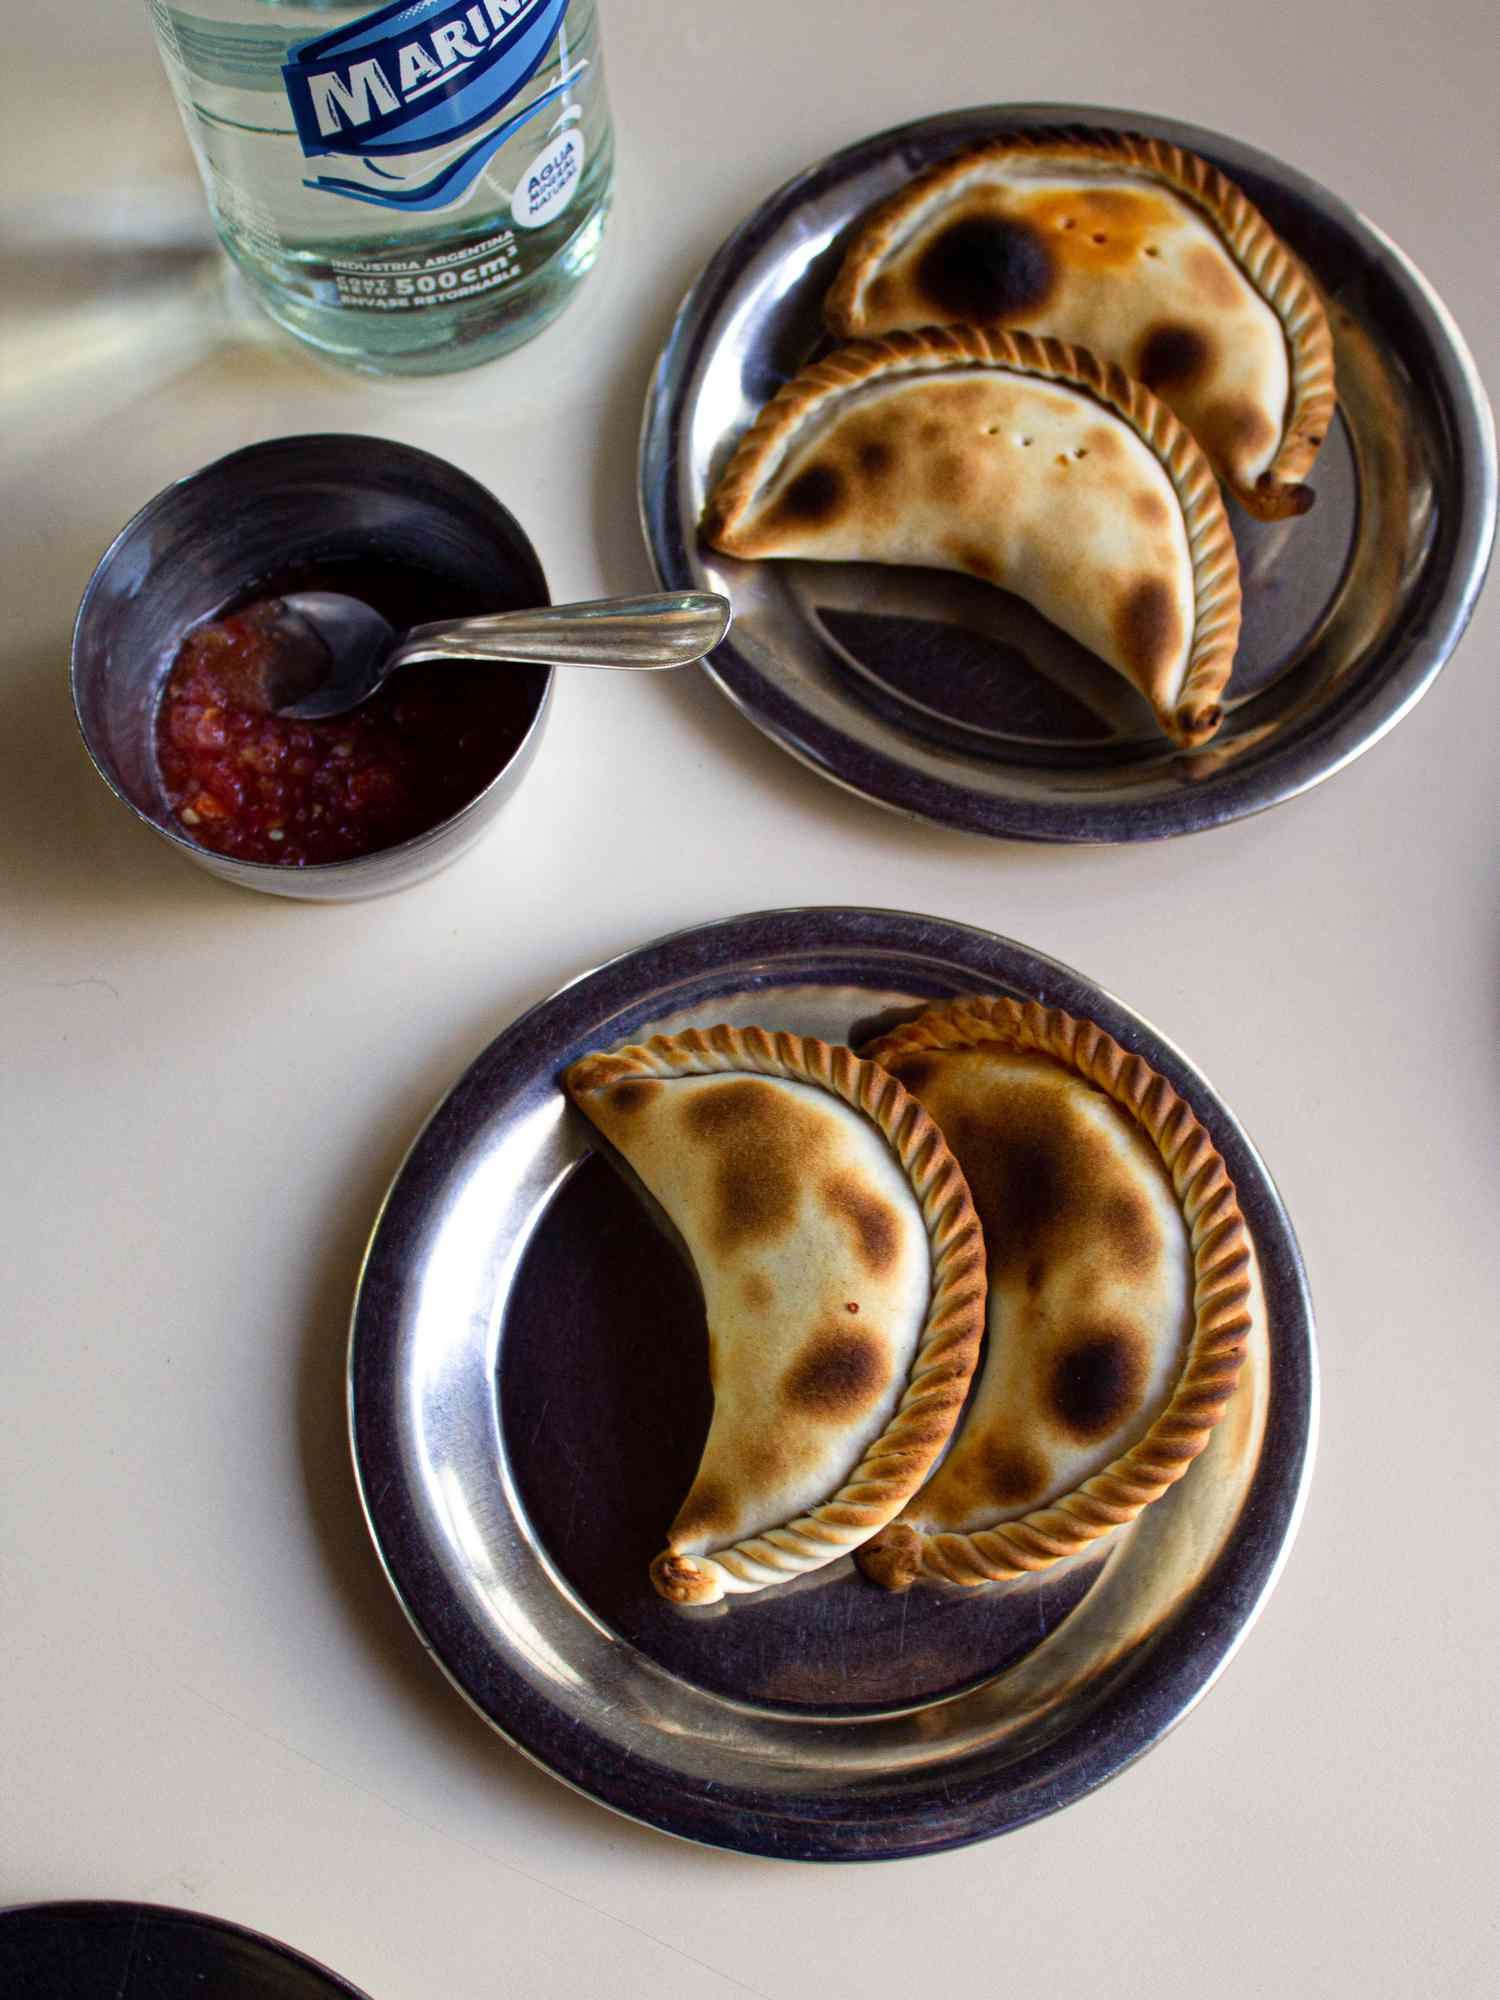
261, 589, 733, 720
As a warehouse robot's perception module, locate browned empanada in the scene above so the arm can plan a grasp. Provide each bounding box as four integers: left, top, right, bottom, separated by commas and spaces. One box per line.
702, 325, 1242, 747
826, 129, 1335, 520
564, 1026, 986, 1605
854, 997, 1253, 1590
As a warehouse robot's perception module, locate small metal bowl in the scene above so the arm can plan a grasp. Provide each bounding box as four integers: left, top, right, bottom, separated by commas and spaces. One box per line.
72, 434, 553, 901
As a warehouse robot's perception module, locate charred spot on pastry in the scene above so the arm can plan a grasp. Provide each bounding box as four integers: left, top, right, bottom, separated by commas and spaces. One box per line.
947, 538, 1001, 584
1137, 322, 1214, 392
820, 1172, 900, 1274
741, 1271, 773, 1312
740, 1437, 790, 1493
948, 1080, 1169, 1288
1046, 1326, 1148, 1440
952, 1109, 1068, 1276
1115, 576, 1183, 680
605, 1079, 663, 1117
982, 1441, 1050, 1508
927, 447, 978, 506
914, 214, 1056, 322
886, 1054, 936, 1096
1184, 244, 1244, 310
1204, 396, 1278, 465
672, 1480, 735, 1543
684, 1079, 819, 1252
783, 1327, 885, 1417
774, 460, 845, 529
856, 437, 896, 482
1133, 488, 1170, 529
1099, 1188, 1158, 1276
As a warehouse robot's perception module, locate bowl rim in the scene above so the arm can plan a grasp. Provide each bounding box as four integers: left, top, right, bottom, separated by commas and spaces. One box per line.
70, 430, 554, 879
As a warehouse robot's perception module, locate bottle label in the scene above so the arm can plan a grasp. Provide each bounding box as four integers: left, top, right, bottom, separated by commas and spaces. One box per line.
512, 128, 585, 228
282, 0, 580, 214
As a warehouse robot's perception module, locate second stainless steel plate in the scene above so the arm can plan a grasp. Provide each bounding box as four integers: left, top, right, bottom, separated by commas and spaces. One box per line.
350, 908, 1317, 1858
640, 105, 1495, 840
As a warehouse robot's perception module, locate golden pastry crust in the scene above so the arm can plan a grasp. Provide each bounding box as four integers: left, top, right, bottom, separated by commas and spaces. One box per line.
826, 127, 1336, 520
855, 996, 1252, 1590
564, 1024, 987, 1604
702, 323, 1242, 748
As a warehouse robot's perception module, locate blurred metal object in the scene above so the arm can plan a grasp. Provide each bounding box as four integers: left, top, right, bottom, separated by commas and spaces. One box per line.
640, 104, 1496, 841
349, 907, 1318, 1859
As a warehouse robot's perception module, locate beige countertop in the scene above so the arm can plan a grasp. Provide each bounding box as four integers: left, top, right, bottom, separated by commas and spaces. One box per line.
3, 4, 1497, 1995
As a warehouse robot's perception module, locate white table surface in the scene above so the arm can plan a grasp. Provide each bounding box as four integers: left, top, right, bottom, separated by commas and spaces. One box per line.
4, 4, 1498, 1994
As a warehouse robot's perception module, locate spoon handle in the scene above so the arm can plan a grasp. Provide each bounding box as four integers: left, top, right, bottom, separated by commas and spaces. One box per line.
391, 592, 731, 671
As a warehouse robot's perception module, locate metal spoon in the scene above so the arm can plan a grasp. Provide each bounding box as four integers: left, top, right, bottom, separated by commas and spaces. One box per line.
256, 589, 732, 721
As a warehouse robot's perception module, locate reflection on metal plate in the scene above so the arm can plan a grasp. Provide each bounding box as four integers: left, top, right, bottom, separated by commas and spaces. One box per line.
350, 909, 1317, 1858
640, 106, 1495, 839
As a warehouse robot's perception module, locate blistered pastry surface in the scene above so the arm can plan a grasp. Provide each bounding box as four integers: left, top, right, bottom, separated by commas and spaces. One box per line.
856, 996, 1253, 1588
712, 369, 1196, 720
703, 325, 1242, 745
565, 1025, 986, 1603
826, 129, 1336, 517
877, 1049, 1192, 1530
575, 1071, 930, 1548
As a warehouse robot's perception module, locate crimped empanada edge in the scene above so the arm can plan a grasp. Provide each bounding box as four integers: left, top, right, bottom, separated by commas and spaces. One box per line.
701, 323, 1242, 747
855, 995, 1254, 1591
563, 1023, 988, 1605
824, 126, 1337, 521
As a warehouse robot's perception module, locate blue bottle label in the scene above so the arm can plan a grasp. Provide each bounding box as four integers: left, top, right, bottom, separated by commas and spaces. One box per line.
283, 0, 578, 213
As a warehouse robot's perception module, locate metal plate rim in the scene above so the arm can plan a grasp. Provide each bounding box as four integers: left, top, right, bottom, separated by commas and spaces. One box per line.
0, 1899, 374, 1999
348, 906, 1318, 1860
639, 102, 1497, 842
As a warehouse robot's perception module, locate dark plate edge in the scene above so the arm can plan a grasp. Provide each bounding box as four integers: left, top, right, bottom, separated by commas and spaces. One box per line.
0, 1901, 373, 1999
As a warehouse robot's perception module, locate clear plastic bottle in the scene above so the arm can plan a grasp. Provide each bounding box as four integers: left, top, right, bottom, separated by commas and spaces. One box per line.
146, 0, 614, 374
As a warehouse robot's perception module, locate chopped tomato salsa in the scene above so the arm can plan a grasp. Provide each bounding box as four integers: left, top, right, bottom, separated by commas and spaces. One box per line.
155, 581, 538, 867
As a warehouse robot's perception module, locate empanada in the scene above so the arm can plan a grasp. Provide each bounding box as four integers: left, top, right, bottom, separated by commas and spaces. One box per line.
564, 1025, 986, 1604
826, 129, 1335, 521
853, 997, 1252, 1590
702, 325, 1242, 747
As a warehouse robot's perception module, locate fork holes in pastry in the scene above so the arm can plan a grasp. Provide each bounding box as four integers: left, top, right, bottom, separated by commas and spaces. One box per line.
983, 424, 1000, 436
1144, 245, 1161, 257
1060, 217, 1075, 230
1091, 233, 1107, 245
1018, 435, 1033, 447
1074, 447, 1088, 458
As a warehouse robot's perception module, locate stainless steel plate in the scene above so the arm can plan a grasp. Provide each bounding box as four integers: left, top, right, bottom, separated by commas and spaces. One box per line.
639, 106, 1496, 840
350, 908, 1316, 1859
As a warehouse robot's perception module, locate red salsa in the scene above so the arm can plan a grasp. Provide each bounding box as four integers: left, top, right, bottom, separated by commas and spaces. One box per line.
155, 570, 540, 867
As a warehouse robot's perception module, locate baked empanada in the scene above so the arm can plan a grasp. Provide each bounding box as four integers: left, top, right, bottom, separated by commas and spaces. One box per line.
564, 1025, 986, 1605
853, 997, 1252, 1590
702, 325, 1242, 747
825, 129, 1335, 521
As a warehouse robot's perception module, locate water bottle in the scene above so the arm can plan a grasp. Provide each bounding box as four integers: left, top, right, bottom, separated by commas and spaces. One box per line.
146, 0, 614, 375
